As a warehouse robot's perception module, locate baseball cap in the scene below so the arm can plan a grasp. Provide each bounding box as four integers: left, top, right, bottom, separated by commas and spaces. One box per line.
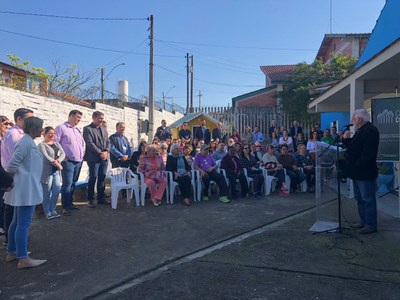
200, 144, 209, 151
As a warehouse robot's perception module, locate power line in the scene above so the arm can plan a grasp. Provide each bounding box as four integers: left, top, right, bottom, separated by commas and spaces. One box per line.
156, 38, 317, 52
0, 29, 181, 58
155, 64, 263, 88
0, 10, 147, 21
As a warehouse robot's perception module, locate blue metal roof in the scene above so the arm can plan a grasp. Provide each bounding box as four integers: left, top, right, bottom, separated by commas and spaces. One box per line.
356, 0, 399, 67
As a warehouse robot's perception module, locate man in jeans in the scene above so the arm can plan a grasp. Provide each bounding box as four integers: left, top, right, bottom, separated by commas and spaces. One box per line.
55, 110, 85, 216
83, 111, 109, 207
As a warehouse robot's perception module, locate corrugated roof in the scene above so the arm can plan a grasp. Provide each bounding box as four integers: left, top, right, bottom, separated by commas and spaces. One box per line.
260, 65, 297, 82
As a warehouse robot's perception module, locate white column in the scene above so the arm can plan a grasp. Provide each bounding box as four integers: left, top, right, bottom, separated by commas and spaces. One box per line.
350, 79, 364, 119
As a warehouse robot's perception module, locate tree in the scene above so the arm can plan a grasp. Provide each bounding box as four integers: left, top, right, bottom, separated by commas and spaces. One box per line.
6, 54, 98, 99
282, 55, 357, 120
6, 54, 49, 91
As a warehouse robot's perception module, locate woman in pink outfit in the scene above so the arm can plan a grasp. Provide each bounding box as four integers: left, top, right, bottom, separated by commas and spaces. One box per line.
138, 145, 167, 206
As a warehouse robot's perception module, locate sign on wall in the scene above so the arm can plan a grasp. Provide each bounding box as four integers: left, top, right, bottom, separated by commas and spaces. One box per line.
371, 97, 400, 161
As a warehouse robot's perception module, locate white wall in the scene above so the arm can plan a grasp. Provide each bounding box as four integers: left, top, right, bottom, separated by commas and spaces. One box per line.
0, 85, 183, 180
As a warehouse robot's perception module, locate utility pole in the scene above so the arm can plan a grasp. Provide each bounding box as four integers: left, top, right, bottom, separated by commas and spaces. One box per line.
148, 15, 155, 140
198, 90, 203, 110
186, 53, 190, 114
101, 68, 104, 100
190, 55, 194, 113
162, 91, 165, 110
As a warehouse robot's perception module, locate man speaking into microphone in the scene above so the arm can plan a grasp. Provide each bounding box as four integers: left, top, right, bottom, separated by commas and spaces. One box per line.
342, 109, 379, 234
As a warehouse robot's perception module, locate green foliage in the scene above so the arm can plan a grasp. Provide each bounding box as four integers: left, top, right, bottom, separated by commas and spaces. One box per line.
6, 54, 49, 92
282, 54, 357, 120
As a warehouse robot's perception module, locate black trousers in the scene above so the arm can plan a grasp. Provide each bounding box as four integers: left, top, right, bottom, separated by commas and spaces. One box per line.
175, 175, 192, 199
227, 173, 249, 197
3, 204, 13, 243
202, 170, 228, 197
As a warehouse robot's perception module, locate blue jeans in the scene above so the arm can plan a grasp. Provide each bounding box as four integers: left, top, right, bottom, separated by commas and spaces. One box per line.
42, 171, 62, 215
87, 160, 108, 201
353, 179, 377, 230
61, 160, 83, 209
7, 206, 35, 258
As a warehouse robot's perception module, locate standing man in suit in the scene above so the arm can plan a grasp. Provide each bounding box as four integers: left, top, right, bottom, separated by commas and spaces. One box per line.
55, 110, 85, 216
212, 122, 224, 141
195, 119, 211, 145
290, 120, 303, 139
83, 111, 110, 207
155, 119, 172, 141
109, 122, 132, 168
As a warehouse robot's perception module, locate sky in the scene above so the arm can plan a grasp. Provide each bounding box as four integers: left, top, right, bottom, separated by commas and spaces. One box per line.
0, 0, 386, 110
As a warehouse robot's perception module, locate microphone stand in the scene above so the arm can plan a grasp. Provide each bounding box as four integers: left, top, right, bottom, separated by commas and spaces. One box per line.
313, 125, 351, 234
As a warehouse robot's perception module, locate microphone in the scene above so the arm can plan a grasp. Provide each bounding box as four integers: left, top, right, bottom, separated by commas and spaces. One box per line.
343, 123, 353, 129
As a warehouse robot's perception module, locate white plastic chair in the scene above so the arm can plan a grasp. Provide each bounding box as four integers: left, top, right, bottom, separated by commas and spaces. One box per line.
242, 168, 255, 192
108, 168, 139, 209
166, 171, 197, 204
261, 167, 278, 196
139, 172, 169, 206
166, 171, 179, 204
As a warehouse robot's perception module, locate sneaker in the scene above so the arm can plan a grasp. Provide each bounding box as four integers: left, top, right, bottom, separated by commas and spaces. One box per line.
203, 196, 209, 201
62, 209, 71, 216
51, 211, 61, 218
280, 190, 289, 196
46, 213, 55, 220
219, 196, 230, 203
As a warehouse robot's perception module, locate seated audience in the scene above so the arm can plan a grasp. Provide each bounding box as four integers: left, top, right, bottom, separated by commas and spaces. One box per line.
294, 144, 315, 193
130, 140, 147, 173
138, 145, 167, 206
279, 130, 294, 152
221, 147, 249, 199
278, 144, 305, 191
241, 144, 264, 197
213, 142, 227, 161
166, 144, 192, 206
193, 144, 230, 203
230, 129, 241, 143
183, 144, 194, 167
261, 145, 287, 195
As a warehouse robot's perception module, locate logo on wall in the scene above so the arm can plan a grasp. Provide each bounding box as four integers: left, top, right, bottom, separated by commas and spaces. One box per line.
376, 109, 400, 123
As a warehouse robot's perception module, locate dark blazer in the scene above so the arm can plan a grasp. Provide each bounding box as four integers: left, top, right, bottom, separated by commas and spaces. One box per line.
290, 126, 303, 138
195, 126, 211, 145
155, 126, 172, 141
342, 121, 379, 180
221, 154, 243, 178
212, 128, 223, 141
166, 155, 191, 174
83, 123, 110, 162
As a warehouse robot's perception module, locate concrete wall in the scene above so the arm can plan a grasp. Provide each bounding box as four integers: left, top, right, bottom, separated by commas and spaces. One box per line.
0, 85, 183, 181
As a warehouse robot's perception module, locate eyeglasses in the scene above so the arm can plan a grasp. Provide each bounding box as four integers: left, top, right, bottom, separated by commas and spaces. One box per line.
2, 122, 12, 126
161, 147, 167, 150
256, 146, 261, 148
243, 147, 249, 150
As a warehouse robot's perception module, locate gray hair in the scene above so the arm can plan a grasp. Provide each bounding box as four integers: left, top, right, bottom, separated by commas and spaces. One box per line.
353, 109, 370, 122
170, 144, 181, 152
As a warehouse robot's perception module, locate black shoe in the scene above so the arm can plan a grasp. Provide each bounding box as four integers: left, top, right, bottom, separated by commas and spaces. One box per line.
70, 205, 80, 210
358, 227, 377, 234
62, 209, 71, 216
87, 201, 95, 208
98, 198, 110, 205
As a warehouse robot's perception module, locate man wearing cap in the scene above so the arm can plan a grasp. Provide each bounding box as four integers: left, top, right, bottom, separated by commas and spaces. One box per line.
193, 144, 230, 203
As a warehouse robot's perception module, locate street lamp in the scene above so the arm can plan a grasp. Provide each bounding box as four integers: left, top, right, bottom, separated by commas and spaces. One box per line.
100, 62, 126, 100
162, 85, 175, 110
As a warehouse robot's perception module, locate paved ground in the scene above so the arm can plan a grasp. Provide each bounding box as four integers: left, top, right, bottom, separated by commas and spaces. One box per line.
1, 187, 399, 300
